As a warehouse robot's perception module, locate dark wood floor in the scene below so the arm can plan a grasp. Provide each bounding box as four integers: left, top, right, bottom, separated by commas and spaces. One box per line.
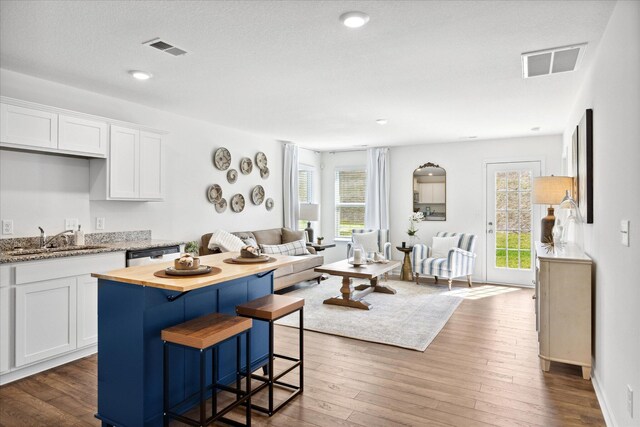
0, 283, 605, 426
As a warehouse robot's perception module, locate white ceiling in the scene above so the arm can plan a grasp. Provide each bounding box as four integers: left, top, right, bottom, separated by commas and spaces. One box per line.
0, 1, 615, 150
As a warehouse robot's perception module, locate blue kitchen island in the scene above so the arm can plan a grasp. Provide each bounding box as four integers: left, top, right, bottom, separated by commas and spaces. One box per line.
92, 253, 299, 427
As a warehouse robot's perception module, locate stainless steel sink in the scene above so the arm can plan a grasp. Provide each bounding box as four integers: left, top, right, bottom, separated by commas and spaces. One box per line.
5, 245, 108, 256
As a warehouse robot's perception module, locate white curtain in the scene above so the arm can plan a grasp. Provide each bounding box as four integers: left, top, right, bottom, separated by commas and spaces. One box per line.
365, 147, 390, 229
283, 143, 299, 229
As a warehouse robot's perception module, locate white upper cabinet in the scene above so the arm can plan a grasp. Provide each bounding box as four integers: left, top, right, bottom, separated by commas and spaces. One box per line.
139, 131, 164, 200
1, 103, 58, 149
58, 115, 108, 156
432, 183, 446, 203
109, 126, 140, 199
95, 126, 164, 201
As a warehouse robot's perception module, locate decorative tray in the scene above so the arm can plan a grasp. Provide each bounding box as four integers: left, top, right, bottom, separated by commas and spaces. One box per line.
223, 256, 276, 264
153, 265, 220, 278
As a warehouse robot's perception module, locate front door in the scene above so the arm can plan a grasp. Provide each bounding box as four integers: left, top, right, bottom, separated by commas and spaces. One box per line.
486, 161, 541, 285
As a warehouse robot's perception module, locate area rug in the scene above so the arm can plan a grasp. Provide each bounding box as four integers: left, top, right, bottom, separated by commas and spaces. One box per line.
276, 277, 466, 351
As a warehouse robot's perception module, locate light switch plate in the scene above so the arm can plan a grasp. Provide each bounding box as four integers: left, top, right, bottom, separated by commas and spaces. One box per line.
65, 218, 79, 231
2, 220, 13, 235
621, 220, 630, 246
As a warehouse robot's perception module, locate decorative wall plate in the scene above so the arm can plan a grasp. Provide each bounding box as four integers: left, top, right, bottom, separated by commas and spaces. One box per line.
251, 185, 265, 205
227, 169, 238, 184
213, 148, 231, 170
260, 166, 270, 179
255, 152, 268, 169
207, 184, 222, 203
240, 157, 253, 175
215, 198, 227, 213
231, 194, 245, 212
265, 198, 274, 211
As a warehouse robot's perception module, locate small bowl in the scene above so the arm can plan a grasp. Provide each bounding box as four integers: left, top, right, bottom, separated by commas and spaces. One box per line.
240, 247, 261, 258
175, 257, 201, 270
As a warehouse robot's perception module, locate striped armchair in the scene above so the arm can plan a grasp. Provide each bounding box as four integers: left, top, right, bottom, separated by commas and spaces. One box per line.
346, 229, 392, 261
411, 232, 477, 290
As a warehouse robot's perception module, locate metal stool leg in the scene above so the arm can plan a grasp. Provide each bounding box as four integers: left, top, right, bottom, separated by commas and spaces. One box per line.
212, 346, 217, 417
268, 321, 274, 416
163, 341, 169, 427
199, 349, 206, 425
299, 308, 304, 393
246, 329, 252, 427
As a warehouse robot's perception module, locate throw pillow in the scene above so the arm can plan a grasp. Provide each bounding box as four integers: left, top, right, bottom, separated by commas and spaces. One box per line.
431, 236, 460, 259
208, 229, 245, 252
282, 228, 306, 244
352, 231, 379, 254
260, 239, 310, 256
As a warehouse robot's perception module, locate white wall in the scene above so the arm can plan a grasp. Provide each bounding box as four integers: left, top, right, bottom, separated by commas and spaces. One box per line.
0, 69, 284, 243
562, 2, 640, 425
389, 135, 562, 281
0, 150, 90, 235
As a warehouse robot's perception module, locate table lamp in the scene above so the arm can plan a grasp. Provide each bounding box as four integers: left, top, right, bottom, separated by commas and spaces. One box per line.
299, 203, 320, 243
532, 176, 573, 243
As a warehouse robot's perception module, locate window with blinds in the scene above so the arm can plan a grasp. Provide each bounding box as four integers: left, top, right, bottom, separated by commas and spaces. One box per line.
298, 168, 313, 230
335, 169, 366, 238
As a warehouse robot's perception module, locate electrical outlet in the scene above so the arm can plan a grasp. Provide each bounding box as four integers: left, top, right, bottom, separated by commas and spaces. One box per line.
2, 220, 13, 235
628, 385, 634, 418
96, 217, 105, 230
65, 218, 79, 231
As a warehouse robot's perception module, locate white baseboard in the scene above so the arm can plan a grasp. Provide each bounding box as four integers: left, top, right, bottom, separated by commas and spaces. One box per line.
592, 370, 617, 427
0, 345, 97, 386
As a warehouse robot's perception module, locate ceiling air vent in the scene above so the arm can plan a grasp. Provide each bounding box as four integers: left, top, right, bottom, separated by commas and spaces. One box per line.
143, 38, 188, 56
522, 43, 586, 78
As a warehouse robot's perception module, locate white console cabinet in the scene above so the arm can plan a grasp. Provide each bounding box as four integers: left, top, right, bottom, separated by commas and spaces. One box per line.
535, 242, 592, 379
0, 252, 125, 385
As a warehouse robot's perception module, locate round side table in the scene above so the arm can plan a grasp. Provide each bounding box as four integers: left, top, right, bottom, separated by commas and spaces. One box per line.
396, 246, 413, 281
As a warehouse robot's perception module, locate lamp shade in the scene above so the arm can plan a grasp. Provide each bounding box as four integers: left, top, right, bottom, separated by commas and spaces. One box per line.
299, 203, 320, 221
532, 176, 573, 205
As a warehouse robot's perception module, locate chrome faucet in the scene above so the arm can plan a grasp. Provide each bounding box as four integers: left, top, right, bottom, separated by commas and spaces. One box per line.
38, 227, 74, 249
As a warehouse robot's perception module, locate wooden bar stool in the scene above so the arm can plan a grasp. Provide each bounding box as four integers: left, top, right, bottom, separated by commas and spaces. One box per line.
236, 295, 304, 416
161, 313, 253, 427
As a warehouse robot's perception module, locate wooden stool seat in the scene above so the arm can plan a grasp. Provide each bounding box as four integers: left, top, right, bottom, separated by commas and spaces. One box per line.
236, 294, 304, 321
162, 312, 252, 349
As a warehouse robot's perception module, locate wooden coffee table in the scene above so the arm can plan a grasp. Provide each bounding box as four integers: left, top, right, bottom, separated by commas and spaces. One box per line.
315, 259, 401, 310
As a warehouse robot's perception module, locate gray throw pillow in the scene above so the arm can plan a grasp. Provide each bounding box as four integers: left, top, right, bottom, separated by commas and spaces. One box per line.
282, 228, 306, 243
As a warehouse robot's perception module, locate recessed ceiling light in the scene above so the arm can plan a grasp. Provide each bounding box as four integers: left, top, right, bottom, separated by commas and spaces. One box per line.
339, 11, 369, 28
531, 127, 541, 131
428, 173, 434, 176
128, 70, 153, 80
376, 118, 388, 125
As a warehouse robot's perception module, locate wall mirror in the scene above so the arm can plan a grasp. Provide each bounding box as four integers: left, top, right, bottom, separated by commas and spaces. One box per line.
413, 162, 446, 221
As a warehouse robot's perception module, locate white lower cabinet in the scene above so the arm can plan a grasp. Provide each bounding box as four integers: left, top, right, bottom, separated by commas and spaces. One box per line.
15, 277, 77, 367
0, 287, 10, 373
0, 252, 125, 384
76, 274, 98, 348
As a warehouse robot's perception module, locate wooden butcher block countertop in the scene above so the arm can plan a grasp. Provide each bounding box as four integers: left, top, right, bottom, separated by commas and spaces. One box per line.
92, 252, 300, 292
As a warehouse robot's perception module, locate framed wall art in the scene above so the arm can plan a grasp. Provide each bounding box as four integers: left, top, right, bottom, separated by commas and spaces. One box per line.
577, 109, 593, 223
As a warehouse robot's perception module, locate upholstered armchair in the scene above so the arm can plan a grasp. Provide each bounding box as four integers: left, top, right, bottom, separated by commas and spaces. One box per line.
346, 229, 392, 261
411, 232, 477, 290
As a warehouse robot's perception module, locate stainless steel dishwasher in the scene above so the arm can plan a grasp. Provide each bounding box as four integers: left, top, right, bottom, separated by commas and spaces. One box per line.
126, 245, 181, 267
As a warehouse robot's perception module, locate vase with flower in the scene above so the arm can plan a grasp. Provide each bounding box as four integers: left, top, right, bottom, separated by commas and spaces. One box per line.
407, 212, 424, 246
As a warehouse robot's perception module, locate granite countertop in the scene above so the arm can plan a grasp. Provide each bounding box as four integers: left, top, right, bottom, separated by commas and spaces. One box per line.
0, 230, 187, 264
